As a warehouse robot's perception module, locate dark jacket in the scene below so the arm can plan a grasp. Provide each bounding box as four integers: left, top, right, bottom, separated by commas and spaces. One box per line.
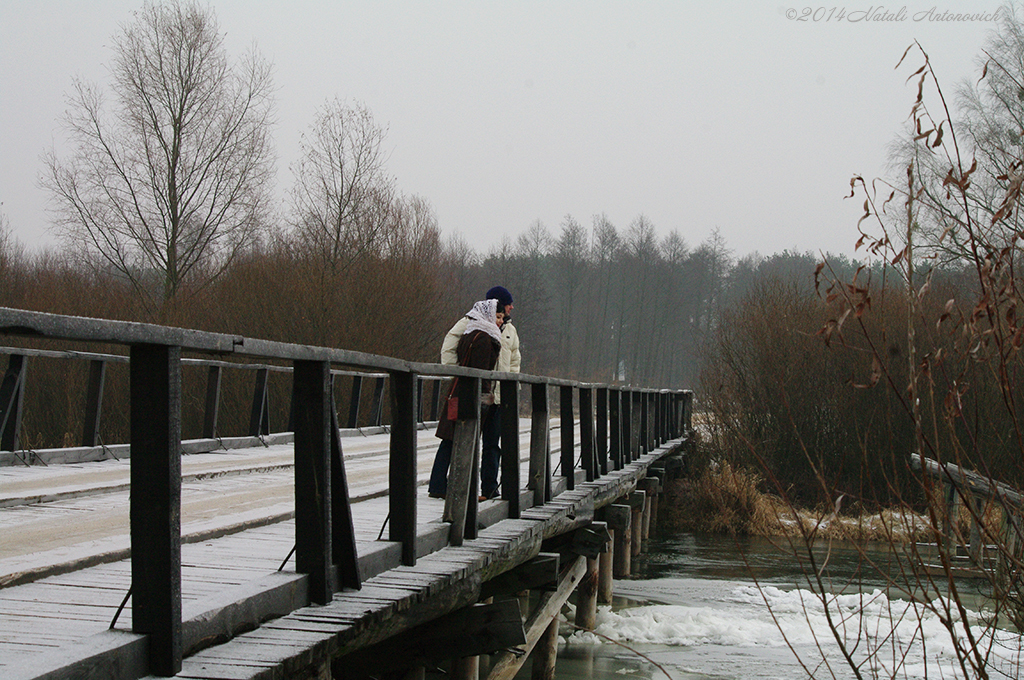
435, 330, 502, 440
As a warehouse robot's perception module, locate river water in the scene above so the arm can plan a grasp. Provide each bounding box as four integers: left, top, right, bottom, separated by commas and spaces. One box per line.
531, 533, 1024, 680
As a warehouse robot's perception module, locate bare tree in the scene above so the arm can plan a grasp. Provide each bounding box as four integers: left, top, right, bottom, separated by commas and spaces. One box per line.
289, 98, 396, 271
43, 0, 276, 314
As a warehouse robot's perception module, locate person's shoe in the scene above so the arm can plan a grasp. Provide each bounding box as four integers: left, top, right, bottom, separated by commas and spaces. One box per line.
428, 492, 445, 499
478, 495, 488, 502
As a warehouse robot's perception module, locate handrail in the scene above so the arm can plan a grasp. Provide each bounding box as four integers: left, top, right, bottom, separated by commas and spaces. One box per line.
0, 305, 693, 676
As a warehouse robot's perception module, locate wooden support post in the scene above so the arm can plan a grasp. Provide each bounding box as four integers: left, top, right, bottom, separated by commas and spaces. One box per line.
347, 375, 363, 428
292, 360, 332, 605
579, 386, 595, 482
82, 358, 106, 447
445, 376, 480, 547
202, 364, 221, 440
249, 367, 270, 436
500, 379, 521, 518
390, 370, 418, 566
532, 618, 559, 680
639, 477, 660, 536
599, 528, 614, 603
608, 389, 621, 470
629, 491, 646, 557
0, 353, 26, 452
529, 383, 550, 506
575, 556, 599, 631
453, 655, 479, 680
606, 504, 631, 577
596, 387, 609, 476
487, 556, 587, 680
130, 344, 182, 676
560, 385, 574, 489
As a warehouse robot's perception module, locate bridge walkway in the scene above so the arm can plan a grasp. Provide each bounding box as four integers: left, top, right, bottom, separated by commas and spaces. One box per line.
0, 418, 606, 678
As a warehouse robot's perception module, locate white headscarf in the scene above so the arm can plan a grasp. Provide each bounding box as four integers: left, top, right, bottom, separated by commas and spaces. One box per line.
463, 299, 502, 342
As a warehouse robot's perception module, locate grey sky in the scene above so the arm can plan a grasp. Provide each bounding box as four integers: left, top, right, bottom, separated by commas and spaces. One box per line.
0, 1, 1004, 260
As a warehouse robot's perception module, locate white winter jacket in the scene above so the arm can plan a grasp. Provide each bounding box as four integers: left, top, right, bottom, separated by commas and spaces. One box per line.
441, 317, 521, 404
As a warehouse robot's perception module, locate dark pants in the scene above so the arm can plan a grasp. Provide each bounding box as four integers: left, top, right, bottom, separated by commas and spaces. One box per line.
428, 405, 501, 498
480, 406, 501, 499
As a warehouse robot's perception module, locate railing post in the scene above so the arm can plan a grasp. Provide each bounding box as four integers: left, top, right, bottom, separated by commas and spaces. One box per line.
347, 375, 363, 428
81, 358, 106, 447
445, 376, 480, 546
389, 370, 418, 565
249, 367, 270, 436
596, 386, 609, 476
202, 365, 222, 440
500, 378, 521, 518
415, 376, 425, 424
292, 360, 332, 605
0, 353, 26, 452
621, 389, 632, 463
579, 386, 596, 482
640, 390, 650, 456
609, 388, 622, 470
560, 385, 575, 489
370, 376, 386, 427
429, 378, 441, 421
529, 383, 550, 505
129, 344, 182, 676
684, 390, 693, 432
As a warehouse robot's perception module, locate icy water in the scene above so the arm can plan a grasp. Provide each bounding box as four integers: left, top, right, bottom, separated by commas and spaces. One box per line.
531, 533, 1024, 680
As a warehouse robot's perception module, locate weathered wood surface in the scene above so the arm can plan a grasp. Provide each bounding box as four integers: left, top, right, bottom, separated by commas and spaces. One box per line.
1, 421, 688, 680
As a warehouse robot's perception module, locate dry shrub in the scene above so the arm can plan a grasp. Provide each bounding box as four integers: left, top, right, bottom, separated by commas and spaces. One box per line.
662, 460, 938, 543
662, 460, 791, 535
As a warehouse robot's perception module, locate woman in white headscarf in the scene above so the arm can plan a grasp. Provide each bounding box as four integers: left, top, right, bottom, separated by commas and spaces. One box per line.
428, 299, 503, 498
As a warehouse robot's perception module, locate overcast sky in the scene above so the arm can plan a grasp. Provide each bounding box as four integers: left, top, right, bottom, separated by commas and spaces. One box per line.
0, 1, 1007, 261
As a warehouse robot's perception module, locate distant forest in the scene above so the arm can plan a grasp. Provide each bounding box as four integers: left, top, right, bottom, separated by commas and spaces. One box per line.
0, 208, 848, 390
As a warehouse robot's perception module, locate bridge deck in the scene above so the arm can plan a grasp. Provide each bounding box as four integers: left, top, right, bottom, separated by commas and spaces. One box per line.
0, 418, 684, 679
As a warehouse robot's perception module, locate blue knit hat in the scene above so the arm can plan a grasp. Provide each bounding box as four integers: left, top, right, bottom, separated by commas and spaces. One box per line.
486, 286, 513, 307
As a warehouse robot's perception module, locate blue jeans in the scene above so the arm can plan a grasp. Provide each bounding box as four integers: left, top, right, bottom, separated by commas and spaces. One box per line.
428, 438, 453, 496
428, 406, 500, 498
480, 406, 501, 499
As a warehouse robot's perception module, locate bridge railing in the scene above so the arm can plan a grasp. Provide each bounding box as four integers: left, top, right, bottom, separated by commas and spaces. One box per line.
0, 306, 692, 676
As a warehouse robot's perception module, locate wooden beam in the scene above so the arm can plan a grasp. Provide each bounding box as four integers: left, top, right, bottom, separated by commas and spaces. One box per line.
485, 556, 587, 680
338, 599, 526, 675
480, 553, 560, 601
330, 394, 361, 590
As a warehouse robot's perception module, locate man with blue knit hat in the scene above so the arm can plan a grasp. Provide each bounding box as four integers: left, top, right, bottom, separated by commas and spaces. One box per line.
431, 286, 521, 500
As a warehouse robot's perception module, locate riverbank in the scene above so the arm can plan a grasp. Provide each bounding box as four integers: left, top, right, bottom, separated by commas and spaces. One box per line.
660, 460, 935, 542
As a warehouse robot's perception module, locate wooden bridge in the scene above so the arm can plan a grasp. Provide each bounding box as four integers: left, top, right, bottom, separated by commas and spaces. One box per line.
0, 307, 693, 680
